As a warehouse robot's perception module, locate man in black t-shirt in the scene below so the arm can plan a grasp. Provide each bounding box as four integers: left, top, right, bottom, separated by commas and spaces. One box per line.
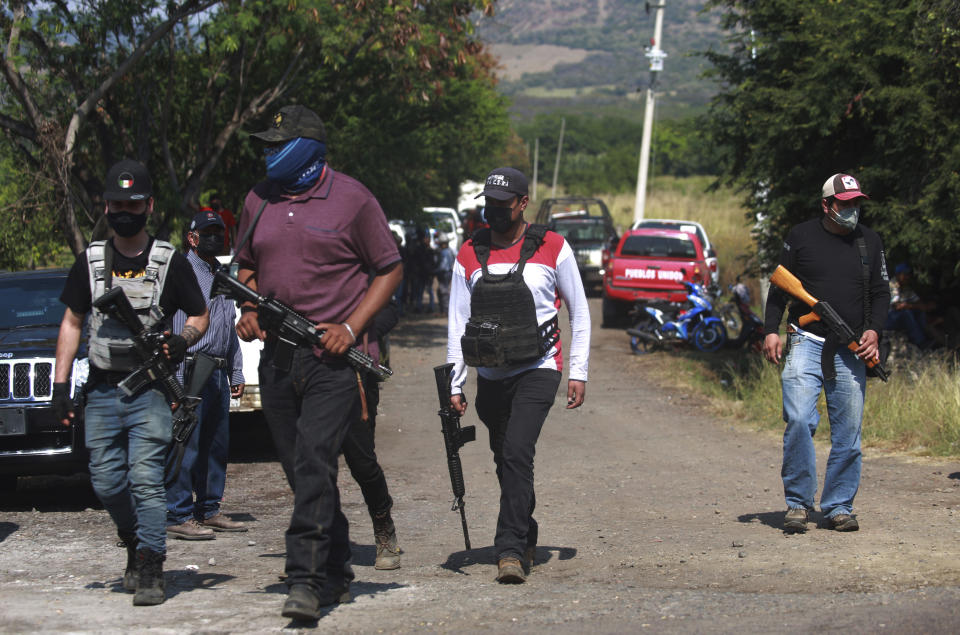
53, 159, 209, 606
762, 173, 890, 534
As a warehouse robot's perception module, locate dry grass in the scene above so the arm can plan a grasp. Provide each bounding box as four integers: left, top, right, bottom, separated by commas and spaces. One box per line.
594, 176, 960, 458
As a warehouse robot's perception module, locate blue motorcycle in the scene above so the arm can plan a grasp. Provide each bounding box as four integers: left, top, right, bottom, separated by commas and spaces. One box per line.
626, 281, 728, 353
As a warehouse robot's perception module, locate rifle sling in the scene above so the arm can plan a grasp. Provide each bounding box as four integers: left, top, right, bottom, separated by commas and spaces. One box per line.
228, 198, 270, 269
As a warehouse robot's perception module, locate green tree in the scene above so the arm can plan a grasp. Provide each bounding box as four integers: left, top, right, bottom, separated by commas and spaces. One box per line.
0, 0, 508, 267
702, 0, 960, 284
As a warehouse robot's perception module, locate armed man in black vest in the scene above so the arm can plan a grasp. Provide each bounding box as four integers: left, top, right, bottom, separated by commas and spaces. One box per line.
445, 167, 591, 584
53, 159, 209, 606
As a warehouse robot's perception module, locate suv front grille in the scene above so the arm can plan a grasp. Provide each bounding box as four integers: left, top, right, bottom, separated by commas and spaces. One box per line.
2, 360, 54, 401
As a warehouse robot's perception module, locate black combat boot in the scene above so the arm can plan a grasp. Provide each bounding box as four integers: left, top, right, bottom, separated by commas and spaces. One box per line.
372, 510, 401, 570
117, 531, 139, 592
132, 547, 166, 606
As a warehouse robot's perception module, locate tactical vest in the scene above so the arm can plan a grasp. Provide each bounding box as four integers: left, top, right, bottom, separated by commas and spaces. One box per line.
86, 239, 175, 371
461, 224, 560, 368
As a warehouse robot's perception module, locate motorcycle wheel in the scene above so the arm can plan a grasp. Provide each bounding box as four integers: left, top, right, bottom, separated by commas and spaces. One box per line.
628, 317, 660, 354
719, 303, 742, 339
693, 321, 727, 352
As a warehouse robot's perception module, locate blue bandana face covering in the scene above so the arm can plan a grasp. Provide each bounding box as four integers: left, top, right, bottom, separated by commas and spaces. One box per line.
264, 137, 327, 191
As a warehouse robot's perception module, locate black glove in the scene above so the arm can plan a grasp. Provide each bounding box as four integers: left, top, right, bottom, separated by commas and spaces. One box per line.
164, 334, 189, 364
52, 382, 74, 423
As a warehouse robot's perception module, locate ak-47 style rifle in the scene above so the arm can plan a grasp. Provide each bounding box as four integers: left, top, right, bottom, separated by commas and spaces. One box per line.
769, 265, 889, 381
434, 363, 476, 550
210, 267, 392, 380
91, 287, 214, 483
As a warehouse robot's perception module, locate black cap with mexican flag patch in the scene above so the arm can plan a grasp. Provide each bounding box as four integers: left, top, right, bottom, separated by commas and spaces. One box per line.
822, 173, 869, 201
104, 159, 152, 201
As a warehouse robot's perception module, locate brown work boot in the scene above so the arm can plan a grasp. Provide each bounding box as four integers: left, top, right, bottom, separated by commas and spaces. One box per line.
783, 507, 809, 533
496, 557, 526, 584
372, 512, 401, 570
167, 518, 215, 541
829, 513, 859, 532
201, 513, 248, 532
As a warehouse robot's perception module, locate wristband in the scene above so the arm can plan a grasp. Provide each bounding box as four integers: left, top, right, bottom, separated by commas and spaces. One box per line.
241, 305, 257, 314
342, 322, 356, 340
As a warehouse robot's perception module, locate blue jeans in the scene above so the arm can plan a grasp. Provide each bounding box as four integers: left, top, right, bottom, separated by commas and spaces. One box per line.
85, 382, 173, 553
780, 333, 865, 518
166, 369, 231, 524
884, 309, 930, 347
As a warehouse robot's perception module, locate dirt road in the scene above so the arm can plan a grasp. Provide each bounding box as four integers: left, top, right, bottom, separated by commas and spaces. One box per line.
2, 299, 959, 633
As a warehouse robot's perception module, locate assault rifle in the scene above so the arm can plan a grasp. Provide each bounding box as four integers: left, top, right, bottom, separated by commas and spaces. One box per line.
91, 287, 214, 483
210, 267, 392, 380
434, 363, 476, 550
770, 265, 889, 381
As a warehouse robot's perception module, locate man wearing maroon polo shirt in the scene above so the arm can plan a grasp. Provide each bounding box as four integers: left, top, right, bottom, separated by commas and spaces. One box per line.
233, 105, 402, 620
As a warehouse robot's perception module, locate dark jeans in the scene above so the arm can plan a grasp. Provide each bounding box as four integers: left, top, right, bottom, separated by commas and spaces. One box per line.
885, 308, 930, 347
342, 375, 393, 518
165, 369, 231, 524
475, 368, 561, 560
259, 343, 358, 595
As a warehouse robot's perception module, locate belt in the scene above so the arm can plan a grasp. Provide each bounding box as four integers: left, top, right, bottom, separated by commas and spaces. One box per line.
185, 353, 229, 369
88, 367, 132, 387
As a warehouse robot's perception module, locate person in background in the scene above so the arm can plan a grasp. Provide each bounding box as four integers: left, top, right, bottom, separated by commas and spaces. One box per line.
165, 210, 247, 541
341, 299, 402, 570
434, 237, 455, 315
884, 263, 937, 350
200, 192, 237, 254
410, 229, 436, 314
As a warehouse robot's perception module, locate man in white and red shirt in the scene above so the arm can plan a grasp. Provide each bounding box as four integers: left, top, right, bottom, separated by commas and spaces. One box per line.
446, 167, 590, 584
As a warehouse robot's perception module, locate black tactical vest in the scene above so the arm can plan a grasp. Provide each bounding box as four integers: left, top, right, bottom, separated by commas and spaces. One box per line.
461, 224, 559, 368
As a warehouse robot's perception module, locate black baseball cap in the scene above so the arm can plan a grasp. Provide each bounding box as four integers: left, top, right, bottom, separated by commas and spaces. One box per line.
104, 159, 152, 201
250, 105, 327, 143
190, 210, 226, 231
476, 167, 528, 201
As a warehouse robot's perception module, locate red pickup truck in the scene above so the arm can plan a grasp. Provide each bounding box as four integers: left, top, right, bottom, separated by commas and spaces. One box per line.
601, 228, 711, 327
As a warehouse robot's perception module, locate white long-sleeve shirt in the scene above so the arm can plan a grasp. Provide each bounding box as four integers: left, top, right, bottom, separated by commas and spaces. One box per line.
446, 227, 591, 395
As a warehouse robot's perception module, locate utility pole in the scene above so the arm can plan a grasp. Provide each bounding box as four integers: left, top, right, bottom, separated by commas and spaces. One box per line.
532, 138, 539, 201
551, 117, 565, 199
633, 1, 667, 225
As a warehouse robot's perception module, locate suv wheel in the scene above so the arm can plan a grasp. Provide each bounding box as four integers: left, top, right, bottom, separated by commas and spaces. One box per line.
0, 475, 17, 492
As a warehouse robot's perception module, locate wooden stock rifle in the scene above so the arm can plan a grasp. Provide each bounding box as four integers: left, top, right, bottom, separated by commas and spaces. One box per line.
769, 265, 888, 381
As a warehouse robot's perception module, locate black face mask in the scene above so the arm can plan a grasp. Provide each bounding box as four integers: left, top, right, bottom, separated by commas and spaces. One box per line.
107, 211, 147, 238
484, 205, 517, 234
196, 233, 224, 257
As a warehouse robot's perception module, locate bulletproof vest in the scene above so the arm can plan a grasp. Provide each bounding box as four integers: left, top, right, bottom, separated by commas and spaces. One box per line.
461, 224, 559, 368
86, 240, 174, 371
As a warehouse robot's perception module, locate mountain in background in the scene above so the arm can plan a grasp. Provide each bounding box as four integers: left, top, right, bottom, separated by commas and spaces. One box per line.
476, 0, 727, 122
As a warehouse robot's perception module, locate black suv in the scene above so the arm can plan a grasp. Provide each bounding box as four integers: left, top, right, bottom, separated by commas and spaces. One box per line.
0, 269, 87, 490
535, 197, 618, 292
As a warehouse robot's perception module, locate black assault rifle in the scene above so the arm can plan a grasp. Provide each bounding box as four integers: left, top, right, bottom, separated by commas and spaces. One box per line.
434, 363, 476, 550
770, 265, 889, 381
210, 267, 392, 380
91, 287, 215, 484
